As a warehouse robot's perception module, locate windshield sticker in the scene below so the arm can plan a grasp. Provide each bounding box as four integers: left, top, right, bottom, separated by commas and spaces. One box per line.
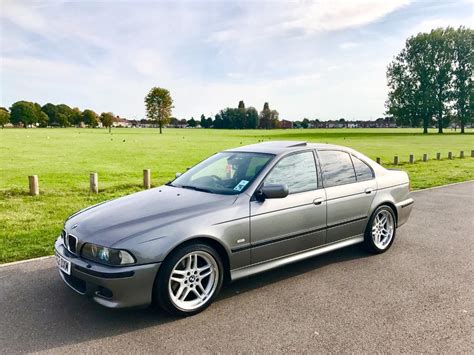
233, 180, 249, 191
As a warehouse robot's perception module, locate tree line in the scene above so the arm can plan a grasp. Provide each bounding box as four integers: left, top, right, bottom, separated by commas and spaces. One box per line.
386, 26, 473, 133
144, 86, 282, 131
0, 101, 117, 131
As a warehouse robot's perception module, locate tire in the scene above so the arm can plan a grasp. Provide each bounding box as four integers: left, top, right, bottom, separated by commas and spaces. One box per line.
364, 205, 397, 254
155, 243, 224, 316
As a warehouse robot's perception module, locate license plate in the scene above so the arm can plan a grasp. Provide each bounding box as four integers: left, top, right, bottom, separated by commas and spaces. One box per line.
56, 253, 71, 275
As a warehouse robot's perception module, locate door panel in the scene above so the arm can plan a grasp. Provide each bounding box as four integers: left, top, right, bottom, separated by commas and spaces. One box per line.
250, 190, 327, 263
249, 150, 326, 264
325, 180, 376, 243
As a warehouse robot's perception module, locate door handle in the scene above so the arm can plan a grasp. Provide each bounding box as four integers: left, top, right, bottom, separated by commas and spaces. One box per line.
365, 188, 374, 194
313, 197, 324, 205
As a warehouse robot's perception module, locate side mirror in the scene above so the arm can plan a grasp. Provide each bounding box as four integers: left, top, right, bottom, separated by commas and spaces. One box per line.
175, 172, 182, 178
256, 184, 289, 201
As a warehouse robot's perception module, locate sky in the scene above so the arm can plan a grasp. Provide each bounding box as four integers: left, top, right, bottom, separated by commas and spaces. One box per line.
1, 0, 473, 121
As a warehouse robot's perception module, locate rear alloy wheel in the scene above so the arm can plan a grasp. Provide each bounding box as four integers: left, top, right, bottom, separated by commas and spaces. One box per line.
156, 244, 223, 316
364, 206, 396, 254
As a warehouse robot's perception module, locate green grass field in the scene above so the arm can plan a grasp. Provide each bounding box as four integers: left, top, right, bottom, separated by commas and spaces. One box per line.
1, 127, 473, 263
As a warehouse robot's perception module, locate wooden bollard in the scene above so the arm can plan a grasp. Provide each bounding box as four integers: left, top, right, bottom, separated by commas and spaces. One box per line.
143, 169, 151, 189
393, 156, 398, 165
409, 154, 414, 164
471, 150, 474, 158
90, 173, 98, 193
376, 157, 381, 164
448, 152, 453, 160
28, 175, 39, 196
460, 151, 464, 158
423, 153, 428, 162
436, 152, 441, 160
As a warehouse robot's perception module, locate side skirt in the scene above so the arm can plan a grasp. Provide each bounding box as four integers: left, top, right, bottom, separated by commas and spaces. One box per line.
230, 235, 364, 281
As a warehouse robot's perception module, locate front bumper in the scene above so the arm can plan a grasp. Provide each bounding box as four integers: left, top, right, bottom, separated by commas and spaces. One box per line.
54, 238, 160, 308
395, 197, 414, 227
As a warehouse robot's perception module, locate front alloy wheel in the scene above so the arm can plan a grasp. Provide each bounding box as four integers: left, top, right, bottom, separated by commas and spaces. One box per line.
155, 244, 223, 316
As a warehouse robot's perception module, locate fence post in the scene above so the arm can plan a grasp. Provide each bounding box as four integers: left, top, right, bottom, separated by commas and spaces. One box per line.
448, 152, 453, 160
28, 175, 39, 196
460, 151, 464, 158
393, 156, 398, 165
409, 154, 414, 164
143, 169, 151, 189
376, 157, 381, 164
471, 150, 474, 158
423, 153, 428, 162
90, 173, 98, 193
436, 152, 441, 160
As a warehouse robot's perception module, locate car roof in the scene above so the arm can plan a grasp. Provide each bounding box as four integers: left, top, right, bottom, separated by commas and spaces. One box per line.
226, 141, 348, 155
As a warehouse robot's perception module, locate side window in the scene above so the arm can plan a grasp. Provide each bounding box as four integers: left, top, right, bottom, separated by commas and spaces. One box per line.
319, 150, 356, 187
264, 152, 318, 194
351, 155, 374, 181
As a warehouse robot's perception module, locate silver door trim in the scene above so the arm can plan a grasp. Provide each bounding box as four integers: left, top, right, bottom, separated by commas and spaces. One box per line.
230, 235, 364, 280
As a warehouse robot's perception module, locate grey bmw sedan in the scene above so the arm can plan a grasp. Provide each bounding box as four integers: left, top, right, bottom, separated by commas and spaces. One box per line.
55, 141, 414, 316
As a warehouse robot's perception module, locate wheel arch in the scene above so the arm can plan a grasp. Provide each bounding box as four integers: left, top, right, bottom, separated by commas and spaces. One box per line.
372, 201, 398, 225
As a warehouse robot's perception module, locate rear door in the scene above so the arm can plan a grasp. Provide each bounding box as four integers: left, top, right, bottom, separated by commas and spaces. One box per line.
249, 151, 327, 263
317, 150, 376, 244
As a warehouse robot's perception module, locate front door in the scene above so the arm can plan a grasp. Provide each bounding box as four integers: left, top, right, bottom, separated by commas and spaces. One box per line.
250, 151, 327, 263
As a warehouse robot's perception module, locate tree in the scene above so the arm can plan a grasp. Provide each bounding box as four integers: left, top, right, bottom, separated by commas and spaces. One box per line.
0, 107, 10, 128
41, 103, 59, 126
187, 117, 197, 127
70, 107, 82, 126
144, 87, 173, 134
302, 118, 310, 128
259, 102, 279, 129
56, 104, 73, 127
206, 117, 213, 128
386, 27, 473, 133
200, 114, 208, 128
100, 112, 115, 133
452, 27, 473, 133
37, 111, 49, 127
82, 109, 99, 127
246, 107, 259, 128
10, 101, 40, 128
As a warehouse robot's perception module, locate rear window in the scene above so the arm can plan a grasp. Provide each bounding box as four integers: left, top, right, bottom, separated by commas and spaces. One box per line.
318, 150, 356, 187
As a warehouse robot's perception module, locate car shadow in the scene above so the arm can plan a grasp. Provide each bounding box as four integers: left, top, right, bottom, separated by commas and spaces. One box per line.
0, 245, 369, 353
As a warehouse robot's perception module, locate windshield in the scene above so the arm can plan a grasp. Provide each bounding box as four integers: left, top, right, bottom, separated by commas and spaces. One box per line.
171, 152, 274, 195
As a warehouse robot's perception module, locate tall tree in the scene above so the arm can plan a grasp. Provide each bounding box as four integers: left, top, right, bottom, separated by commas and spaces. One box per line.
386, 32, 438, 133
0, 107, 10, 128
144, 87, 173, 134
82, 109, 99, 127
41, 103, 59, 126
56, 104, 73, 127
246, 107, 259, 128
200, 114, 208, 128
187, 117, 197, 127
387, 27, 473, 133
259, 102, 279, 129
70, 107, 83, 126
100, 112, 115, 133
452, 27, 473, 133
10, 101, 40, 128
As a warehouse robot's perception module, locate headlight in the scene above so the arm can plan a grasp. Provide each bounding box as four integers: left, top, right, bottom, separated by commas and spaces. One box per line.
81, 243, 135, 266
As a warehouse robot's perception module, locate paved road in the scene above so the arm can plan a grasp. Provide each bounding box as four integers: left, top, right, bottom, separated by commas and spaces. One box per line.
1, 182, 473, 354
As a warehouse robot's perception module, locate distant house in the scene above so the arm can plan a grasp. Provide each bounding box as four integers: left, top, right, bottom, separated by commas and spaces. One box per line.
113, 116, 133, 127
280, 120, 293, 129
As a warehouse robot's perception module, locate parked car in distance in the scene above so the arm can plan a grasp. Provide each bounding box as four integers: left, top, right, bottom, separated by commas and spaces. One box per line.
55, 141, 414, 316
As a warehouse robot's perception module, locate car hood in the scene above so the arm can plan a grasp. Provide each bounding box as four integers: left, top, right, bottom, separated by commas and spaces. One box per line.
65, 185, 237, 246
